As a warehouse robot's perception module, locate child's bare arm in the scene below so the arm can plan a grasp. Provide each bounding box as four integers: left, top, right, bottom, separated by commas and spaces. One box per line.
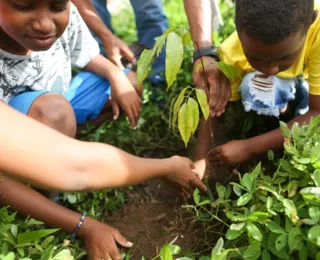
0, 176, 132, 259
0, 103, 206, 193
208, 94, 320, 165
84, 54, 141, 128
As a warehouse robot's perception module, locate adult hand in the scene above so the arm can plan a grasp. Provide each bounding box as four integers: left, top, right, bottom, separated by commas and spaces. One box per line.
103, 34, 135, 69
79, 217, 133, 260
111, 72, 142, 129
208, 140, 254, 166
193, 56, 231, 117
163, 156, 207, 195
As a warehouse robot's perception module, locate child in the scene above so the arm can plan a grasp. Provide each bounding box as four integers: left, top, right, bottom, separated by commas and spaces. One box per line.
0, 1, 206, 259
194, 0, 320, 178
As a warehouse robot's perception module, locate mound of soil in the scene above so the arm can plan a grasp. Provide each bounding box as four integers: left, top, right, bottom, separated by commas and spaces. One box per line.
102, 180, 205, 259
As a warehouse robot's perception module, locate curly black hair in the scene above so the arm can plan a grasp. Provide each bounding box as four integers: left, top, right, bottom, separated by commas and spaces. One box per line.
235, 0, 314, 44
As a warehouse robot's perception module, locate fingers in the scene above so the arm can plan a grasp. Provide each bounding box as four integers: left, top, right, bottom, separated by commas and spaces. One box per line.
120, 45, 135, 63
190, 175, 207, 192
110, 56, 125, 70
113, 228, 133, 248
215, 75, 231, 116
112, 100, 120, 120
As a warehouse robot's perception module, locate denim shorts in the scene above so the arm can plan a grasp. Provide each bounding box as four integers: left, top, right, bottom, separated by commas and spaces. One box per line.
9, 69, 130, 124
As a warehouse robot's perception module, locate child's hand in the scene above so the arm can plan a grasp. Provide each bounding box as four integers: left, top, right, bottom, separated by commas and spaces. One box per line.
79, 217, 133, 260
208, 140, 253, 165
163, 156, 207, 194
111, 72, 142, 128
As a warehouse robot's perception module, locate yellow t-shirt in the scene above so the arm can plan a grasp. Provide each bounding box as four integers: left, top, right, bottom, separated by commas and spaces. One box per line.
218, 12, 320, 101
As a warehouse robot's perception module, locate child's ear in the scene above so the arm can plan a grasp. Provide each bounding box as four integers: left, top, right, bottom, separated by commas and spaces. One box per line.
311, 10, 319, 25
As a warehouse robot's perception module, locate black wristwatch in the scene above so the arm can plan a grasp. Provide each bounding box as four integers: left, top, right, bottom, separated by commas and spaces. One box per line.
193, 46, 220, 63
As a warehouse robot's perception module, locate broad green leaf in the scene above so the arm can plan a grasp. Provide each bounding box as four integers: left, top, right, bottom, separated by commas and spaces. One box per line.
267, 150, 274, 161
243, 174, 253, 192
307, 115, 320, 135
288, 226, 301, 251
166, 32, 183, 89
195, 88, 209, 120
309, 207, 320, 222
226, 228, 242, 240
154, 35, 166, 57
233, 185, 242, 197
214, 61, 242, 83
10, 225, 17, 238
310, 145, 320, 168
67, 194, 77, 204
243, 241, 261, 260
169, 244, 181, 255
172, 87, 188, 129
160, 244, 173, 260
137, 49, 153, 88
193, 188, 200, 205
211, 237, 224, 257
298, 243, 308, 260
188, 98, 200, 134
283, 140, 299, 156
41, 235, 55, 248
237, 193, 252, 206
279, 121, 291, 138
180, 29, 192, 45
250, 163, 261, 179
301, 187, 320, 206
265, 221, 285, 234
308, 225, 320, 241
288, 180, 298, 197
230, 223, 246, 231
312, 170, 320, 187
261, 249, 271, 260
283, 199, 299, 223
248, 212, 268, 222
226, 212, 247, 222
178, 103, 193, 147
41, 245, 55, 260
275, 234, 287, 252
52, 249, 73, 260
247, 222, 262, 241
17, 229, 59, 244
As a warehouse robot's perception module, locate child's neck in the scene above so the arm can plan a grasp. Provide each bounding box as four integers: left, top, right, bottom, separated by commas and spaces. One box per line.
0, 28, 32, 55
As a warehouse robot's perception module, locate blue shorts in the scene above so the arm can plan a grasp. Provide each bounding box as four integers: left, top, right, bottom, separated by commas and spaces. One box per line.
9, 69, 130, 124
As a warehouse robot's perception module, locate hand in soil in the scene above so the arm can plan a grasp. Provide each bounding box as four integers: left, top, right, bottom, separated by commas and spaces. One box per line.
208, 140, 253, 165
163, 156, 207, 195
79, 217, 133, 260
193, 56, 231, 117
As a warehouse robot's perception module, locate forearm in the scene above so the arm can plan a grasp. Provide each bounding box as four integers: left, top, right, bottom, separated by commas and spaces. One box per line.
1, 103, 172, 191
72, 0, 112, 43
0, 176, 81, 234
183, 0, 213, 48
248, 110, 320, 155
193, 118, 213, 161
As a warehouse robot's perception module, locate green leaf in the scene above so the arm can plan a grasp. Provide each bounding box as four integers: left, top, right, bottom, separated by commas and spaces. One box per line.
10, 225, 17, 238
250, 163, 261, 179
288, 226, 301, 251
226, 212, 247, 222
67, 194, 77, 204
247, 222, 262, 241
41, 235, 55, 248
169, 244, 181, 255
137, 49, 153, 88
309, 207, 320, 222
265, 221, 285, 234
17, 229, 59, 244
226, 228, 242, 240
154, 35, 166, 57
160, 244, 173, 260
165, 32, 183, 89
243, 174, 253, 192
310, 144, 320, 169
248, 212, 268, 223
230, 223, 246, 231
211, 237, 224, 258
214, 61, 242, 83
52, 249, 73, 260
261, 249, 271, 260
313, 170, 320, 187
193, 188, 200, 205
308, 225, 320, 241
178, 103, 193, 147
41, 245, 55, 260
279, 121, 291, 138
195, 88, 209, 120
237, 193, 252, 206
301, 187, 320, 206
288, 180, 299, 197
172, 87, 188, 129
275, 234, 287, 252
243, 241, 261, 260
267, 150, 274, 161
298, 243, 308, 260
233, 185, 242, 197
188, 98, 200, 134
283, 199, 299, 223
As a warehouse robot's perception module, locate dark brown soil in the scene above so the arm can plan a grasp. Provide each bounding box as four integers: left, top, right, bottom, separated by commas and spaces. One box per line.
101, 180, 206, 260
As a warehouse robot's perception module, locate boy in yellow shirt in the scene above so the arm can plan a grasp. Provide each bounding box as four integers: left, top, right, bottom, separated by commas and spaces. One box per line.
194, 0, 320, 178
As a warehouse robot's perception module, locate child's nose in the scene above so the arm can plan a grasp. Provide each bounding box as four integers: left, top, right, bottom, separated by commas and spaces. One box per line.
262, 64, 279, 76
32, 15, 54, 35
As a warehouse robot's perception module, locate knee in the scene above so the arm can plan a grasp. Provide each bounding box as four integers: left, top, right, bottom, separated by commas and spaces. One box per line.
28, 94, 77, 137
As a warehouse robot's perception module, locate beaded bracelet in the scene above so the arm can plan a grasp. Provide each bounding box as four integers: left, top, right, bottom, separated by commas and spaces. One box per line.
71, 212, 86, 238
